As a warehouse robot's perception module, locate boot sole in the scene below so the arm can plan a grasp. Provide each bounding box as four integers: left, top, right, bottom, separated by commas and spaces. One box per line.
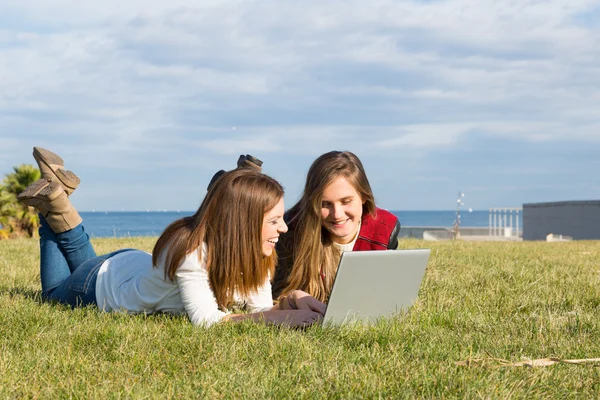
18, 179, 62, 203
33, 147, 81, 191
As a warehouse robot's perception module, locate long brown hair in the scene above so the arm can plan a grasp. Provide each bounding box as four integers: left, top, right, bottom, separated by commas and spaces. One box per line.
152, 169, 284, 309
279, 151, 376, 302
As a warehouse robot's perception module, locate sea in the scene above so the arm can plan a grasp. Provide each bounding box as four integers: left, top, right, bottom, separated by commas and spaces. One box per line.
79, 210, 506, 238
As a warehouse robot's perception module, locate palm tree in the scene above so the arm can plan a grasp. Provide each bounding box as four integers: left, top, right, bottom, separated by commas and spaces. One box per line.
0, 164, 40, 239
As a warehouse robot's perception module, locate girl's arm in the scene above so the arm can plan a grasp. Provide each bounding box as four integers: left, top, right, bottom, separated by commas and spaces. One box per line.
223, 309, 322, 327
176, 250, 322, 328
240, 275, 323, 327
175, 248, 228, 327
278, 290, 326, 315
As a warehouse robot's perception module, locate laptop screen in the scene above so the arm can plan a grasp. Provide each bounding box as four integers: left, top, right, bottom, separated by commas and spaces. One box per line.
323, 249, 430, 325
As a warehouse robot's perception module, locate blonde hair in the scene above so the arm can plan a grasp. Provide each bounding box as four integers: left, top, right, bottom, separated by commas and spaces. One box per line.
279, 151, 375, 302
152, 169, 284, 309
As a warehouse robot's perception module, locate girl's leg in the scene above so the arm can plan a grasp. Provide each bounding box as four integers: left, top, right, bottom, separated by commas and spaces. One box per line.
44, 253, 106, 308
54, 218, 97, 273
39, 214, 96, 296
39, 214, 72, 294
45, 249, 135, 308
39, 215, 134, 307
19, 148, 98, 304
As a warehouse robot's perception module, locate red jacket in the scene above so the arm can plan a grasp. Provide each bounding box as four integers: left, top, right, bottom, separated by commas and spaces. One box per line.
354, 208, 400, 251
271, 207, 400, 298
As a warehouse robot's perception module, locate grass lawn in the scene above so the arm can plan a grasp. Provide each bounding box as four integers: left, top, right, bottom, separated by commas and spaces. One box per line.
1, 237, 600, 398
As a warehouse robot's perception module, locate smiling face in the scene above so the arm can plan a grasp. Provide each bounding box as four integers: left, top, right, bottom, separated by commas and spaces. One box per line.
261, 197, 288, 257
320, 176, 365, 244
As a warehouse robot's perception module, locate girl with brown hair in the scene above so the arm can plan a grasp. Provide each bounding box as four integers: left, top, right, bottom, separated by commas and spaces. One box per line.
19, 147, 323, 327
272, 151, 401, 304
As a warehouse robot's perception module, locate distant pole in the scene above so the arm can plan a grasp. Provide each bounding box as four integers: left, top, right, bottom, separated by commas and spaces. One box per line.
452, 191, 464, 239
493, 210, 498, 236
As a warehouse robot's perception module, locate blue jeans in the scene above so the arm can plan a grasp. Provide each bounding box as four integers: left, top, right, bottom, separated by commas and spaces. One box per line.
39, 215, 132, 308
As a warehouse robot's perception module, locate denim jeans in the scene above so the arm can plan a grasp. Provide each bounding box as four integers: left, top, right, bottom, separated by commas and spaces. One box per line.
39, 215, 132, 308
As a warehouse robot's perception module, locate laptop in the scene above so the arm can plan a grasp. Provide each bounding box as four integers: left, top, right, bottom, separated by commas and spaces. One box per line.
322, 249, 430, 326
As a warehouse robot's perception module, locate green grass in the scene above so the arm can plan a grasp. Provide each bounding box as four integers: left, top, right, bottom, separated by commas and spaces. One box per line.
2, 237, 600, 398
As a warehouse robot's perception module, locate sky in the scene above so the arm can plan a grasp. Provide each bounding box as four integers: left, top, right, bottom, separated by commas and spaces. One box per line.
1, 0, 599, 212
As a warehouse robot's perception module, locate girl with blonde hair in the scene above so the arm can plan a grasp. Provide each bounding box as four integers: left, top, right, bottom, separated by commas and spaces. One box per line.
19, 147, 323, 327
272, 151, 400, 304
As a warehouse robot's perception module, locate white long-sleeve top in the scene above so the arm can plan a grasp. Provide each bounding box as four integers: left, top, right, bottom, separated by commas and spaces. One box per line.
94, 244, 274, 327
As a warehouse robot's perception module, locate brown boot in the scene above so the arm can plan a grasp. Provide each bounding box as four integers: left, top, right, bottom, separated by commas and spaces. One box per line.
236, 154, 263, 172
18, 178, 83, 233
33, 147, 80, 196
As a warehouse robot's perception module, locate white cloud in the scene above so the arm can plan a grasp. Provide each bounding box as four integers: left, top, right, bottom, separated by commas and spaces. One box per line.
376, 123, 476, 148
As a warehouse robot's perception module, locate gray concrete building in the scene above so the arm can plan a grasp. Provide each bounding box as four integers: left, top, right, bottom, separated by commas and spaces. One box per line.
523, 200, 600, 240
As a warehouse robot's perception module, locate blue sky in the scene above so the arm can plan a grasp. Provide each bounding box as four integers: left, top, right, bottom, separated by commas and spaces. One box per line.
1, 0, 599, 211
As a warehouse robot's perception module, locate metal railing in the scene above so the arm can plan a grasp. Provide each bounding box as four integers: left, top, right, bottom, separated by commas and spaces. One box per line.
489, 207, 522, 237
